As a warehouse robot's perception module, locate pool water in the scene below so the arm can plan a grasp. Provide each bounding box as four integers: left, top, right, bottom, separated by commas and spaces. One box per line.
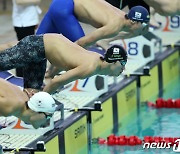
92, 79, 180, 154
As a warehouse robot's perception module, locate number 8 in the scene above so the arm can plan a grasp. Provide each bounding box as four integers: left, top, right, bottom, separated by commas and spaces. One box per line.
128, 42, 138, 55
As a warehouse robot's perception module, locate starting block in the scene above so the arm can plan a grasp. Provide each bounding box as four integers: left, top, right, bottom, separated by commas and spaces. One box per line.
58, 75, 108, 98
151, 14, 180, 45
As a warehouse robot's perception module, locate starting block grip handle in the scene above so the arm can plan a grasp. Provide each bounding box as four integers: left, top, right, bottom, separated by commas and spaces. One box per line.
54, 99, 64, 120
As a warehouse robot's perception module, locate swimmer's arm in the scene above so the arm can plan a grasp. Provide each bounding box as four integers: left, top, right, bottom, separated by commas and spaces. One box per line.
96, 31, 146, 50
43, 66, 93, 94
0, 41, 18, 52
29, 114, 48, 129
16, 0, 41, 5
96, 25, 149, 50
96, 32, 133, 50
118, 24, 149, 38
17, 111, 47, 129
47, 66, 62, 79
75, 24, 119, 48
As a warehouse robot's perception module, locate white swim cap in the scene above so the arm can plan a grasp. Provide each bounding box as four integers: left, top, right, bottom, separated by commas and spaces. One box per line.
27, 92, 57, 113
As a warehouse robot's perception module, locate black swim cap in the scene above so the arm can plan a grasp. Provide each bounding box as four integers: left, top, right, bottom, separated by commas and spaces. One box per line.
104, 45, 127, 66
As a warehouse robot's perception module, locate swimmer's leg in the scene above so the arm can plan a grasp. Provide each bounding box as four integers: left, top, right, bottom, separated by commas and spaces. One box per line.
0, 45, 30, 71
49, 0, 85, 42
0, 35, 45, 72
23, 60, 47, 90
36, 12, 57, 35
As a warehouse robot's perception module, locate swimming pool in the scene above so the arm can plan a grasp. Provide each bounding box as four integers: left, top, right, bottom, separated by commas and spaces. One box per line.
92, 77, 180, 154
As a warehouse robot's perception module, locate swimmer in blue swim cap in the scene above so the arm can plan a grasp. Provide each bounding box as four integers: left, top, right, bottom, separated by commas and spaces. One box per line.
37, 0, 150, 48
96, 5, 150, 50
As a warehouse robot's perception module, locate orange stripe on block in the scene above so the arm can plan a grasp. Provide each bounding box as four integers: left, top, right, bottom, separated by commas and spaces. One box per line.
13, 119, 27, 129
163, 17, 171, 32
70, 80, 82, 92
122, 40, 127, 50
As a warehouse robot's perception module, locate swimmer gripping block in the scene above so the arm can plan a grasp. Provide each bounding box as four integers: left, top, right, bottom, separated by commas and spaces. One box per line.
59, 75, 108, 97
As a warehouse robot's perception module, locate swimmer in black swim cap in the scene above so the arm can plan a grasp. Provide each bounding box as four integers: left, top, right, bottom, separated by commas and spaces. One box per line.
0, 34, 126, 94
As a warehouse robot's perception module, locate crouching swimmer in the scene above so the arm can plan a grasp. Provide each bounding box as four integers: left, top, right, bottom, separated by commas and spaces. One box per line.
0, 78, 57, 129
0, 34, 127, 94
37, 0, 150, 47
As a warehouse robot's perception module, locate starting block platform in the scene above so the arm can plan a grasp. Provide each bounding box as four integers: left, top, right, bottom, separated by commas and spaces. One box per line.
0, 134, 40, 149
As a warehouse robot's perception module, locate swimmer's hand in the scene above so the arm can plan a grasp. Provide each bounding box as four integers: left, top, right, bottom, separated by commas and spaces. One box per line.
43, 66, 90, 94
74, 40, 86, 47
23, 88, 40, 97
30, 112, 51, 129
75, 38, 90, 48
43, 79, 59, 94
96, 40, 110, 51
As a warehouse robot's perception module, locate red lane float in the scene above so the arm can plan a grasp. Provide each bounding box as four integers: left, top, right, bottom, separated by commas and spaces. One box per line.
98, 134, 180, 146
105, 134, 142, 146
147, 98, 180, 108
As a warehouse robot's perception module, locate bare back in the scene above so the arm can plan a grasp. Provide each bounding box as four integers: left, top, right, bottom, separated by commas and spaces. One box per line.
0, 78, 26, 116
44, 34, 101, 72
74, 0, 125, 28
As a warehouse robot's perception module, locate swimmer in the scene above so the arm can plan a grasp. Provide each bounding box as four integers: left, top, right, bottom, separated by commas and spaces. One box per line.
36, 0, 150, 47
143, 0, 180, 16
95, 5, 150, 50
0, 78, 57, 129
0, 33, 127, 94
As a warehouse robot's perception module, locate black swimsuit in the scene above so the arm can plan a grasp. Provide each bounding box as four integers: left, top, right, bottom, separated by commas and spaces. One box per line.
0, 35, 47, 90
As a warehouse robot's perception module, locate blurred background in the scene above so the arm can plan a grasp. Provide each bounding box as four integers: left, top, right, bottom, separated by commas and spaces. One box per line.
0, 0, 51, 43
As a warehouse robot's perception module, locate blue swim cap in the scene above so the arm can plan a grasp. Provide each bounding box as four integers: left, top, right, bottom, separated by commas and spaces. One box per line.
127, 6, 150, 23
